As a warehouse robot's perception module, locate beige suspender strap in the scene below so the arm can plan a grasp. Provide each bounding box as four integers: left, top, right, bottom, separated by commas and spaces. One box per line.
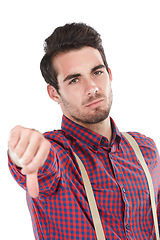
74, 133, 159, 240
122, 132, 160, 240
74, 152, 106, 240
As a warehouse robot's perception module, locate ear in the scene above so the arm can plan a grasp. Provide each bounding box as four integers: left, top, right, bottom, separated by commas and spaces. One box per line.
108, 67, 113, 82
47, 84, 61, 103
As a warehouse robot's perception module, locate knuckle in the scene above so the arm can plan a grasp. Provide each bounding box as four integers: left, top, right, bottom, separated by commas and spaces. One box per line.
9, 125, 25, 142
22, 153, 32, 165
34, 158, 43, 169
21, 128, 42, 143
44, 139, 51, 149
8, 140, 15, 149
9, 126, 18, 139
25, 161, 39, 174
32, 131, 43, 142
11, 125, 23, 133
22, 129, 31, 137
14, 146, 23, 158
15, 125, 23, 130
9, 126, 22, 149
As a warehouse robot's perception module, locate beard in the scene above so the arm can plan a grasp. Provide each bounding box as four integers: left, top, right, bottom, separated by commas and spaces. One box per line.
59, 88, 113, 125
73, 109, 110, 125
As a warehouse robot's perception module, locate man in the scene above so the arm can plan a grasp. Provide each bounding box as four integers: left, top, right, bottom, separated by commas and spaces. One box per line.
8, 23, 160, 239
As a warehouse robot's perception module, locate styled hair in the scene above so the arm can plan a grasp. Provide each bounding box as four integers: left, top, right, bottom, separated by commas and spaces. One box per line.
40, 22, 109, 93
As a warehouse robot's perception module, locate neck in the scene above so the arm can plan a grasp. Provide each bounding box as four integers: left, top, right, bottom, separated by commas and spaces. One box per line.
76, 116, 112, 144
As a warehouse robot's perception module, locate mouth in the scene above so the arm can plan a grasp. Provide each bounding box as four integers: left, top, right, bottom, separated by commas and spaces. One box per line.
85, 99, 104, 108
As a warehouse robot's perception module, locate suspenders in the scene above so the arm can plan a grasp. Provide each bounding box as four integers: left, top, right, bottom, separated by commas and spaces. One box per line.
74, 133, 160, 240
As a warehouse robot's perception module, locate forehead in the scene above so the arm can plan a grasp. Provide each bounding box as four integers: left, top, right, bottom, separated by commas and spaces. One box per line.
52, 47, 104, 78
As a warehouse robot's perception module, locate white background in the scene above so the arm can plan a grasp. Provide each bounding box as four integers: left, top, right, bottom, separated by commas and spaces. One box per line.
0, 0, 159, 239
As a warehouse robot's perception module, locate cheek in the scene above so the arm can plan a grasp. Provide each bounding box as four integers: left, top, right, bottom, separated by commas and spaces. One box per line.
104, 79, 112, 94
60, 89, 82, 107
63, 86, 82, 100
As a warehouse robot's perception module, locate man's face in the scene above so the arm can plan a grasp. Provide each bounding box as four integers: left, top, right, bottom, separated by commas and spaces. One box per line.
52, 46, 113, 126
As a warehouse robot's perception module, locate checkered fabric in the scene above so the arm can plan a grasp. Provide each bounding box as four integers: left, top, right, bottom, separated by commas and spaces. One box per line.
8, 116, 160, 239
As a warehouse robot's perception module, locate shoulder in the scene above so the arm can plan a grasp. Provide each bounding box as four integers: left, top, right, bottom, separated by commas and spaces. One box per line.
124, 131, 159, 164
126, 132, 157, 151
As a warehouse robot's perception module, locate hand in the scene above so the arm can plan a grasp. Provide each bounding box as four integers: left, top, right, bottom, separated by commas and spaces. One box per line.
8, 125, 51, 198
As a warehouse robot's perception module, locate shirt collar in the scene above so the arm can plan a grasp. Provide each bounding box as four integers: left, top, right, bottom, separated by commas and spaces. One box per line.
61, 115, 122, 152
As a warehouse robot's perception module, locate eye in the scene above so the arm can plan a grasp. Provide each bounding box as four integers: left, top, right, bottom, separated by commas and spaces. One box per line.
69, 78, 79, 84
94, 70, 103, 76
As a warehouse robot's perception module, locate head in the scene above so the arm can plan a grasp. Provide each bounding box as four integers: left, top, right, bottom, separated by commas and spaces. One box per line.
40, 22, 109, 93
40, 23, 113, 127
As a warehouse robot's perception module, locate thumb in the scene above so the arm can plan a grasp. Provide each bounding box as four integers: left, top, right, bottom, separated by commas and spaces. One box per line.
26, 172, 39, 198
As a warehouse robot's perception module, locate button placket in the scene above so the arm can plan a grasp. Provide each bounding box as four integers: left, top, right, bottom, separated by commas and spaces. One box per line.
126, 224, 130, 230
108, 153, 131, 236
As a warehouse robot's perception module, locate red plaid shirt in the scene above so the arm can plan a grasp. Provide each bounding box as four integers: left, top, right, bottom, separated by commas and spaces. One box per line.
9, 116, 160, 239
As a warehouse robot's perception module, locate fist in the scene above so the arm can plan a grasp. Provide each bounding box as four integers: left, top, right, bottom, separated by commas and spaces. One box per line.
8, 125, 51, 198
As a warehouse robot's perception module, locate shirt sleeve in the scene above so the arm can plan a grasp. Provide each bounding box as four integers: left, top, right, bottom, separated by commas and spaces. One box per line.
142, 135, 160, 228
152, 141, 160, 228
8, 144, 62, 197
154, 144, 160, 228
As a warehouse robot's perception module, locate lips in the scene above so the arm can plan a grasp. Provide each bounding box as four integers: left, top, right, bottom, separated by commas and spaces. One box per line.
85, 99, 104, 107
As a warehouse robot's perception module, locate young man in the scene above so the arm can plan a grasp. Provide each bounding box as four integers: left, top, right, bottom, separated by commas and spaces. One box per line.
8, 23, 160, 239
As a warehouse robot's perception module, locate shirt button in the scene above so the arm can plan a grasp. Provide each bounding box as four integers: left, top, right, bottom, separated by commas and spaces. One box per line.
126, 224, 130, 230
101, 138, 105, 144
92, 145, 97, 151
122, 187, 126, 193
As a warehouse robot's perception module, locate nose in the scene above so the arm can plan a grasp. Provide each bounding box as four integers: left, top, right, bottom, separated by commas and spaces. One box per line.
87, 87, 98, 96
85, 79, 99, 96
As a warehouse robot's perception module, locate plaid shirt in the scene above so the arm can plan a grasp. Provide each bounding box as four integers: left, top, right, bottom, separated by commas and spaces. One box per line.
9, 116, 160, 239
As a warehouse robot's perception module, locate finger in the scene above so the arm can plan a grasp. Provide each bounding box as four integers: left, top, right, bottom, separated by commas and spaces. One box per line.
20, 135, 42, 166
8, 126, 21, 150
13, 133, 30, 159
26, 172, 39, 198
22, 140, 51, 174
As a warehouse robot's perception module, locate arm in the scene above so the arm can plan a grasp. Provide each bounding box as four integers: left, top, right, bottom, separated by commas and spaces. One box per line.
8, 125, 51, 198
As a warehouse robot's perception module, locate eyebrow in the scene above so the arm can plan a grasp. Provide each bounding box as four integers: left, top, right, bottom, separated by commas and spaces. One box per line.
63, 73, 81, 82
63, 64, 105, 82
91, 64, 105, 73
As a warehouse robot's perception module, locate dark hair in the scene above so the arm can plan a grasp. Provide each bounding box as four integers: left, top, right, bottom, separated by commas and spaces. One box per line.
40, 22, 109, 93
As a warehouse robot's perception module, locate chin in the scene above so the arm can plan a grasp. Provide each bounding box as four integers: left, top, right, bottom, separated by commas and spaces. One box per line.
78, 110, 110, 125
